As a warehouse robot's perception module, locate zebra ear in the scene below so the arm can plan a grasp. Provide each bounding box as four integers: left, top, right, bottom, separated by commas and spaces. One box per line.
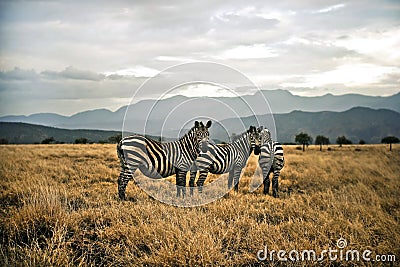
195, 121, 200, 128
206, 120, 212, 128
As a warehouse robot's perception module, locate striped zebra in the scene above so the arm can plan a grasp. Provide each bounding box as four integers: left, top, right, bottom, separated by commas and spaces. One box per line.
117, 120, 212, 199
258, 127, 285, 198
189, 126, 260, 194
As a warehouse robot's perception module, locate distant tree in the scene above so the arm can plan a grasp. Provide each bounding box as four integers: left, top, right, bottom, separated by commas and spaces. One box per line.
41, 137, 55, 144
359, 139, 366, 145
108, 134, 122, 144
381, 136, 399, 151
336, 136, 352, 147
315, 135, 330, 151
75, 137, 88, 144
0, 138, 8, 144
295, 132, 312, 152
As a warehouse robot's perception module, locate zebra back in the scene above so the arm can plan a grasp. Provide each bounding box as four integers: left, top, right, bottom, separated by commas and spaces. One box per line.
196, 126, 259, 174
119, 120, 212, 178
259, 141, 284, 171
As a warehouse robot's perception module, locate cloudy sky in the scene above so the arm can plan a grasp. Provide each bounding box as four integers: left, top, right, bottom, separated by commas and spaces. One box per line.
0, 0, 399, 116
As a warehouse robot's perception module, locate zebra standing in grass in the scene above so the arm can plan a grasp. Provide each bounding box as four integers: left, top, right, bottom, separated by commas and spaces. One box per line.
258, 127, 285, 198
189, 126, 260, 194
117, 120, 212, 199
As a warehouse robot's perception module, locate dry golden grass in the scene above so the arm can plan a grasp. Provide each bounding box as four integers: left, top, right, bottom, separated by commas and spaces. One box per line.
1, 144, 399, 266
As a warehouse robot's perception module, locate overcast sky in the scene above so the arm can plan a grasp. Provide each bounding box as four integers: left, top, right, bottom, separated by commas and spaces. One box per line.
0, 0, 399, 116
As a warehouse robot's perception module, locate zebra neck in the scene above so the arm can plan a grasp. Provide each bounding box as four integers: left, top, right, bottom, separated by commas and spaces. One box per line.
178, 128, 199, 159
231, 133, 251, 154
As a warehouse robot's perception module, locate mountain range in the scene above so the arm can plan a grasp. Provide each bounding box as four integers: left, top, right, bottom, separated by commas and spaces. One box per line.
1, 107, 399, 144
218, 107, 400, 144
1, 90, 399, 135
0, 122, 121, 144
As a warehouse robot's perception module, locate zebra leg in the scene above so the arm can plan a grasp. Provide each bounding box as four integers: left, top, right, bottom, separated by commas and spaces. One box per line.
261, 163, 271, 195
189, 171, 197, 196
118, 166, 135, 200
272, 170, 280, 198
228, 169, 234, 190
263, 170, 271, 195
196, 171, 208, 193
117, 142, 136, 200
189, 163, 198, 196
233, 167, 243, 192
176, 169, 187, 198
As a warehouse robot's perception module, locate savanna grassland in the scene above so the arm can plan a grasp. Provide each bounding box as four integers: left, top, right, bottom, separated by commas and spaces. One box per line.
0, 144, 399, 266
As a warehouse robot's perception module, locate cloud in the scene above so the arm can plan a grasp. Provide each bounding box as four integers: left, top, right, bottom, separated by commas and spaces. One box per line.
212, 8, 279, 30
103, 66, 160, 78
1, 0, 399, 115
217, 44, 279, 59
0, 67, 39, 81
155, 56, 196, 63
313, 3, 346, 14
280, 63, 400, 88
334, 27, 400, 65
41, 66, 105, 81
379, 72, 400, 85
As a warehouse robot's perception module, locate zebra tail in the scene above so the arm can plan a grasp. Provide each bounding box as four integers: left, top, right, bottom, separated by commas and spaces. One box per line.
117, 140, 126, 167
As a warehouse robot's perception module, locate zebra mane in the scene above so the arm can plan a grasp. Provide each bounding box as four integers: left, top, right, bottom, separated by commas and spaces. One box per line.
229, 130, 251, 145
260, 128, 272, 145
178, 125, 197, 142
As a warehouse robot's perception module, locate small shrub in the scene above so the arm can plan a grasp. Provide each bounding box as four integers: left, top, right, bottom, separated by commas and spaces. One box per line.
75, 138, 88, 144
41, 137, 55, 144
0, 138, 9, 144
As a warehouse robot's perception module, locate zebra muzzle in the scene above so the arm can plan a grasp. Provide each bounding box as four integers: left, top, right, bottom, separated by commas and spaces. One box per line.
200, 141, 208, 153
254, 145, 261, 155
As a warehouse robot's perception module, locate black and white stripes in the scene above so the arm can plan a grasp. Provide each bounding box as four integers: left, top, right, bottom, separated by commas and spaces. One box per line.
189, 126, 260, 194
258, 127, 285, 197
117, 120, 212, 199
117, 122, 284, 199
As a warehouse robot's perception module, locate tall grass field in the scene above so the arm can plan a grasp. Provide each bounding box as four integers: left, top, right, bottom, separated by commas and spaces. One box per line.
1, 144, 399, 266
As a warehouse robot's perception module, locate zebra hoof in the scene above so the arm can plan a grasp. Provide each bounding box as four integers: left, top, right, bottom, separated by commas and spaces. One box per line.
176, 192, 186, 198
272, 191, 278, 198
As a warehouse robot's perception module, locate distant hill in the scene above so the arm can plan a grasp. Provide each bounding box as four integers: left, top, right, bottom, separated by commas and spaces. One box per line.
0, 90, 399, 133
255, 90, 400, 114
0, 122, 121, 144
1, 107, 399, 144
218, 107, 400, 144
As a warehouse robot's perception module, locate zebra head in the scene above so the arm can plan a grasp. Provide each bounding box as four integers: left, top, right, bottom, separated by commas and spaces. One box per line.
248, 126, 261, 155
194, 120, 212, 153
258, 126, 272, 145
